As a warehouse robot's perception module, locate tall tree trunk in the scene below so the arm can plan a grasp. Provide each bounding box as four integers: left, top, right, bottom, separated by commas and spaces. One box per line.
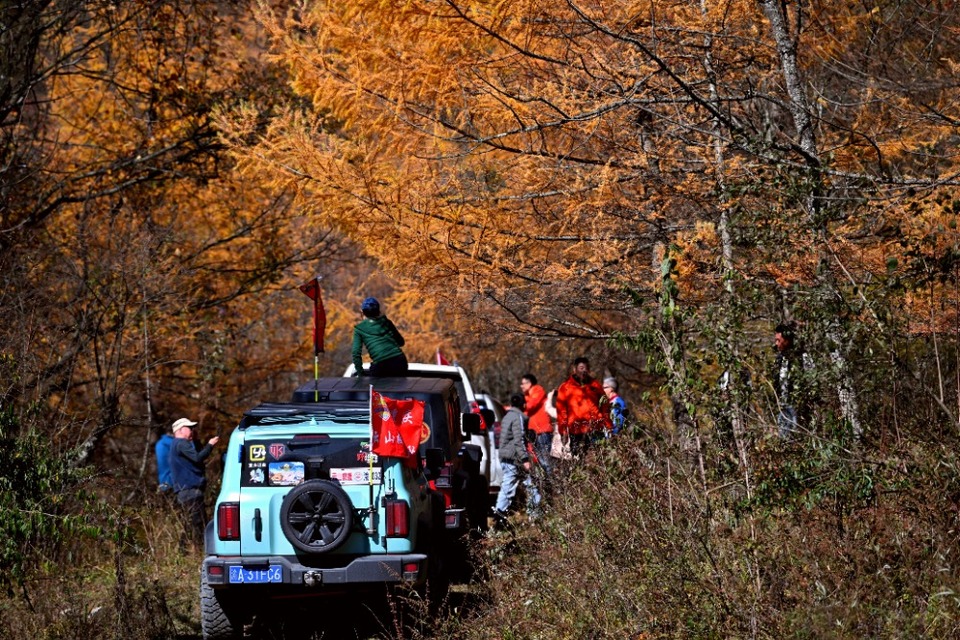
655, 245, 707, 492
759, 0, 862, 436
702, 2, 761, 622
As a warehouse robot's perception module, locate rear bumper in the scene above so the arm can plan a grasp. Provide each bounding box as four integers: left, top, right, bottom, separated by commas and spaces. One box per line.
203, 553, 428, 589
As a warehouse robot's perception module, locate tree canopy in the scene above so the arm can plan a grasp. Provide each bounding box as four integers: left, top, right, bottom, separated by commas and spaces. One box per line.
3, 1, 960, 636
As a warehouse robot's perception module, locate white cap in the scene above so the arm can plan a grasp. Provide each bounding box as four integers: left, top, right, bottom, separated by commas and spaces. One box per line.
171, 418, 198, 432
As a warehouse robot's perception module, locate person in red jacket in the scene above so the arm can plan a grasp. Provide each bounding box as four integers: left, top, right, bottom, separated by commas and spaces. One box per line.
555, 357, 610, 456
521, 373, 553, 476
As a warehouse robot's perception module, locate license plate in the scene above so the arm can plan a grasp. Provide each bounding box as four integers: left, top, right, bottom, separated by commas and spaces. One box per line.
228, 565, 283, 584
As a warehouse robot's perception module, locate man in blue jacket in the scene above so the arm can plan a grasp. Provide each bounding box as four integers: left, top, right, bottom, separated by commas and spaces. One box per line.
169, 417, 219, 549
155, 431, 175, 493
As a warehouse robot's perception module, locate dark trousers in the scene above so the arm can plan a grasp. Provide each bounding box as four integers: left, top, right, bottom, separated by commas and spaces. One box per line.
176, 487, 207, 550
370, 353, 408, 377
569, 433, 601, 458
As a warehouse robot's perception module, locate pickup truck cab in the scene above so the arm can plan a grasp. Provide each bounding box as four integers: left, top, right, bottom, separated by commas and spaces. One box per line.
200, 376, 486, 639
344, 362, 502, 492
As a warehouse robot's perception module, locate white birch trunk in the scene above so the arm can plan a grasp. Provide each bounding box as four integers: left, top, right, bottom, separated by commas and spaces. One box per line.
759, 0, 862, 435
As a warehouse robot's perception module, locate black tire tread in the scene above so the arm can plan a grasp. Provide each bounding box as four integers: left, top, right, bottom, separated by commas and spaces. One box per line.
200, 570, 242, 640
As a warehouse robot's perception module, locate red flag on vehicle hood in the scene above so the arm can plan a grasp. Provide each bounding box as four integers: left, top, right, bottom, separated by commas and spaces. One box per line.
298, 277, 326, 354
436, 348, 451, 366
370, 391, 424, 469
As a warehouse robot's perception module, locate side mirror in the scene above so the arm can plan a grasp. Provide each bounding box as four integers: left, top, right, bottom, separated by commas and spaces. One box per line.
461, 412, 482, 436
479, 409, 496, 429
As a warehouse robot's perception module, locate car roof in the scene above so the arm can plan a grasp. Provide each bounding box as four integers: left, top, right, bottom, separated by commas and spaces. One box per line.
343, 362, 477, 401
475, 393, 505, 420
345, 362, 468, 374
291, 376, 458, 403
405, 363, 465, 373
239, 401, 370, 429
476, 393, 504, 409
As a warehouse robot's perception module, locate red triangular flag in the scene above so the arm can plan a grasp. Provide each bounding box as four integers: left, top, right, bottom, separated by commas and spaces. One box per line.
298, 277, 326, 354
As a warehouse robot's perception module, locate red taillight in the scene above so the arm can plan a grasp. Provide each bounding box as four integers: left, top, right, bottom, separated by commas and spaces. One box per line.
217, 502, 240, 541
402, 561, 420, 581
384, 499, 410, 537
292, 434, 330, 442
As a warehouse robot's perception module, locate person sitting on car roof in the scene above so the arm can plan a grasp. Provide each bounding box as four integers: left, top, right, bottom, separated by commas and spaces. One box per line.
351, 297, 409, 377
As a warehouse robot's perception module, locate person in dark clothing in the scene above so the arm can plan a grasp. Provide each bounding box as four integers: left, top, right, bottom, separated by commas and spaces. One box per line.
351, 297, 409, 377
169, 417, 219, 549
774, 322, 812, 439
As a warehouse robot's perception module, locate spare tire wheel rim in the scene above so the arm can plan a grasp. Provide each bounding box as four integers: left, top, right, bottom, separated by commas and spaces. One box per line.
280, 480, 354, 553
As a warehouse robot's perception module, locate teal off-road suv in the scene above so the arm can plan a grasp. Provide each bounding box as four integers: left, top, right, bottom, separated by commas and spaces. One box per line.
200, 376, 486, 639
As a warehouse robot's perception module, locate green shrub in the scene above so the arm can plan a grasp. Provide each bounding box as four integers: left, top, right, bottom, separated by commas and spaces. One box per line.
0, 405, 101, 592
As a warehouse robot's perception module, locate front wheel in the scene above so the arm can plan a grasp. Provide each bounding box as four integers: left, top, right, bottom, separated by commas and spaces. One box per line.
200, 569, 246, 640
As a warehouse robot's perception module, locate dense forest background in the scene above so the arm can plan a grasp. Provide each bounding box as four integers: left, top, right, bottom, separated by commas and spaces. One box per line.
3, 1, 960, 638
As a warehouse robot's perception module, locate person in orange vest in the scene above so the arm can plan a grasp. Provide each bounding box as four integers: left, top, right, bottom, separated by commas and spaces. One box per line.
521, 373, 553, 476
555, 357, 610, 457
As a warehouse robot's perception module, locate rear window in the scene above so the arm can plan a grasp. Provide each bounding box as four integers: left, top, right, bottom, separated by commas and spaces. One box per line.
400, 370, 473, 402
241, 436, 377, 488
419, 396, 462, 457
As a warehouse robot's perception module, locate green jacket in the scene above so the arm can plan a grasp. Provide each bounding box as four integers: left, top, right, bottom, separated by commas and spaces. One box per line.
352, 316, 405, 372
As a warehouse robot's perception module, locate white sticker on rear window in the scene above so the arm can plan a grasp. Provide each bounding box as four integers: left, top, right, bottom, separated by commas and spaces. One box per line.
330, 468, 382, 485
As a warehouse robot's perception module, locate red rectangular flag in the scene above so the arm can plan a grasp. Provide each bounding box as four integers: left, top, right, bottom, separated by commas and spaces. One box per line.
298, 277, 326, 354
370, 391, 425, 469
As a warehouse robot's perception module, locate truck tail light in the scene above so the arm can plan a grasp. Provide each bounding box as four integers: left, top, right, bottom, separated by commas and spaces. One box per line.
434, 464, 453, 507
217, 502, 240, 541
384, 499, 409, 537
402, 561, 420, 581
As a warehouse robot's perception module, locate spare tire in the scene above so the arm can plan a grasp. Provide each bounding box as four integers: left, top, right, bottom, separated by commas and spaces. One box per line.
280, 480, 354, 553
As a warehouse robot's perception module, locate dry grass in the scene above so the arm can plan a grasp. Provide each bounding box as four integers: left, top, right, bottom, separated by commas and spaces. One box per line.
3, 422, 960, 639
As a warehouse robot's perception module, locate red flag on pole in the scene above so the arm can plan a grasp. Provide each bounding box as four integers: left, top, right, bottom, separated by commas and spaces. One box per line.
436, 348, 451, 366
370, 391, 424, 468
298, 277, 326, 354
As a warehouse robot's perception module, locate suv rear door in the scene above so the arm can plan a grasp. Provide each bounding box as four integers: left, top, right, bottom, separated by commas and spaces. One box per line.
235, 405, 394, 557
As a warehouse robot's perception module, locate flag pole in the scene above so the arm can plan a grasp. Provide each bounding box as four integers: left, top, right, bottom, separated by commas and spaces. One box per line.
367, 384, 376, 534
369, 384, 375, 489
313, 276, 321, 402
